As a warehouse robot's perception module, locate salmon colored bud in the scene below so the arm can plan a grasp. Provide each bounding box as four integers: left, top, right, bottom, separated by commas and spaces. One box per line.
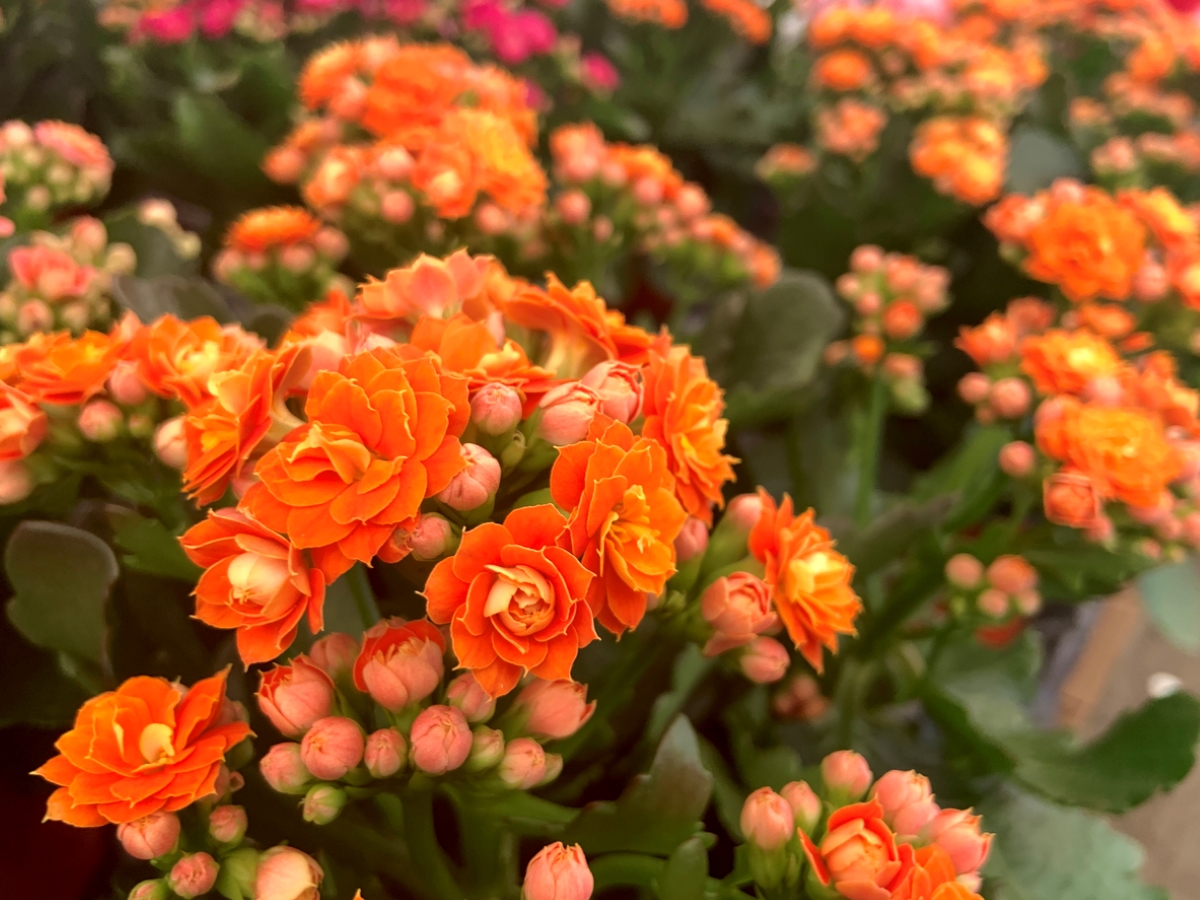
281, 245, 316, 274
870, 770, 937, 837
924, 808, 992, 875
632, 176, 663, 206
515, 679, 596, 740
944, 553, 983, 590
128, 879, 169, 900
1135, 261, 1168, 302
409, 514, 455, 561
978, 588, 1010, 618
105, 361, 146, 407
78, 400, 122, 442
781, 781, 822, 834
1083, 375, 1124, 406
381, 191, 414, 224
676, 184, 710, 221
255, 846, 323, 900
821, 750, 872, 804
208, 805, 247, 844
354, 618, 446, 712
1127, 492, 1173, 526
167, 852, 219, 899
556, 189, 592, 226
447, 672, 496, 723
1044, 470, 1103, 529
1182, 512, 1200, 548
309, 633, 360, 681
471, 383, 523, 435
364, 728, 407, 778
538, 382, 600, 445
855, 293, 881, 316
0, 460, 34, 505
740, 787, 795, 851
593, 216, 614, 242
300, 716, 365, 781
468, 726, 506, 771
740, 636, 790, 683
957, 372, 991, 405
523, 843, 594, 900
989, 378, 1031, 419
851, 245, 884, 272
836, 274, 861, 298
264, 147, 305, 183
260, 742, 312, 794
117, 811, 180, 860
986, 555, 1036, 594
17, 300, 52, 336
436, 443, 501, 510
1015, 589, 1041, 616
701, 572, 778, 656
302, 783, 348, 825
580, 360, 642, 423
409, 704, 472, 775
499, 736, 547, 789
726, 493, 764, 531
258, 656, 336, 738
999, 441, 1035, 478
314, 228, 348, 260
475, 203, 509, 235
882, 300, 922, 340
154, 416, 188, 469
674, 516, 709, 563
376, 146, 414, 180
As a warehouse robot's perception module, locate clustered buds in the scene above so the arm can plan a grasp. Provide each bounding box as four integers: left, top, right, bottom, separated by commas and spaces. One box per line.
945, 552, 1042, 620
0, 120, 113, 230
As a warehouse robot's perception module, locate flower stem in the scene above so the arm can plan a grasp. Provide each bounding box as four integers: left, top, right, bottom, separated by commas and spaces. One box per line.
402, 787, 463, 900
854, 377, 889, 529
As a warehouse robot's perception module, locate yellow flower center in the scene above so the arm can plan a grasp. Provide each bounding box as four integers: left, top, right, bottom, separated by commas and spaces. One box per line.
484, 564, 554, 636
138, 723, 176, 764
228, 552, 291, 605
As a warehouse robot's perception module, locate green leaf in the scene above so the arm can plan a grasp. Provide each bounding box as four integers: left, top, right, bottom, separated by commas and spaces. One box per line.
837, 495, 956, 578
565, 716, 713, 855
1138, 559, 1200, 653
655, 837, 709, 900
1005, 126, 1085, 195
112, 274, 233, 324
172, 92, 273, 189
0, 618, 88, 727
981, 787, 1168, 900
912, 424, 1010, 531
112, 513, 201, 582
103, 208, 198, 279
5, 521, 118, 664
321, 564, 380, 637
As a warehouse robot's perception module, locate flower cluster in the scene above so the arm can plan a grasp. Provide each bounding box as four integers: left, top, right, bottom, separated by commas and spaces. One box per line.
603, 0, 772, 41
739, 749, 990, 899
825, 245, 951, 413
0, 120, 114, 231
945, 551, 1042, 621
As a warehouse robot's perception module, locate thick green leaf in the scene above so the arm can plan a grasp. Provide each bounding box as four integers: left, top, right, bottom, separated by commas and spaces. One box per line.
172, 92, 273, 189
1138, 559, 1200, 653
1005, 126, 1085, 195
5, 521, 118, 664
838, 495, 956, 578
981, 787, 1167, 900
0, 617, 88, 727
565, 716, 713, 855
112, 514, 201, 582
112, 274, 233, 324
912, 424, 1010, 531
321, 564, 380, 637
655, 837, 709, 900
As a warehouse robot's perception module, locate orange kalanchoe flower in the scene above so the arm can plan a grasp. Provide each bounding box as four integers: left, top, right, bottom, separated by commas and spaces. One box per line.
1120, 187, 1198, 253
0, 383, 46, 460
35, 671, 251, 826
892, 845, 983, 900
813, 50, 875, 92
748, 490, 861, 672
700, 0, 772, 43
181, 508, 326, 665
356, 251, 496, 324
225, 207, 323, 255
641, 343, 737, 524
425, 505, 596, 697
183, 345, 310, 505
298, 40, 366, 110
1123, 351, 1200, 434
13, 331, 119, 406
431, 109, 547, 216
242, 346, 469, 582
605, 0, 688, 28
550, 417, 687, 635
129, 316, 264, 410
1019, 329, 1123, 396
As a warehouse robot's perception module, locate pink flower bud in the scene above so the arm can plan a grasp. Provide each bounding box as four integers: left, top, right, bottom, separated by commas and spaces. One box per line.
409, 704, 472, 775
821, 750, 872, 803
0, 460, 34, 505
957, 372, 991, 405
1083, 375, 1124, 406
674, 516, 709, 563
556, 189, 592, 225
882, 300, 923, 340
16, 300, 52, 337
468, 726, 506, 771
523, 843, 594, 900
1182, 512, 1200, 548
851, 245, 884, 272
471, 382, 523, 435
167, 852, 219, 899
675, 183, 710, 221
447, 672, 496, 723
300, 716, 365, 781
702, 572, 779, 656
870, 770, 938, 837
280, 244, 316, 274
632, 176, 663, 206
77, 400, 122, 442
541, 752, 563, 785
740, 787, 795, 851
781, 781, 822, 834
364, 728, 407, 779
999, 441, 1035, 478
128, 879, 169, 900
989, 377, 1031, 419
740, 636, 790, 683
208, 805, 247, 844
108, 360, 148, 405
924, 808, 992, 875
537, 382, 601, 446
985, 555, 1036, 594
409, 513, 455, 561
944, 554, 983, 590
376, 146, 414, 180
592, 216, 614, 242
476, 202, 509, 235
302, 783, 348, 825
726, 493, 764, 531
154, 416, 188, 469
380, 190, 415, 224
117, 811, 180, 860
314, 228, 348, 260
436, 443, 501, 510
978, 588, 1011, 618
499, 736, 548, 789
1014, 588, 1042, 616
1135, 260, 1169, 302
515, 679, 596, 740
260, 742, 312, 794
579, 360, 642, 423
258, 655, 336, 738
355, 618, 445, 712
255, 847, 323, 900
309, 633, 359, 681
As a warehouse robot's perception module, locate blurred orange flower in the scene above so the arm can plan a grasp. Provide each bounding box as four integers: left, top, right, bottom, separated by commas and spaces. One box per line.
1019, 329, 1123, 396
129, 316, 263, 410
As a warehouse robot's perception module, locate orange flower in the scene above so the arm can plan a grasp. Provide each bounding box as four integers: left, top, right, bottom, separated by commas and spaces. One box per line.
357, 252, 494, 323
411, 139, 478, 219
1042, 469, 1103, 530
241, 347, 469, 582
1024, 188, 1146, 301
814, 50, 875, 92
181, 508, 326, 665
605, 0, 688, 28
641, 343, 737, 524
892, 845, 982, 900
288, 289, 354, 340
1075, 303, 1135, 340
550, 417, 687, 635
910, 117, 1006, 206
800, 799, 913, 899
955, 313, 1016, 366
225, 207, 322, 255
14, 330, 119, 406
425, 505, 596, 697
0, 383, 46, 459
699, 0, 772, 43
437, 109, 547, 215
299, 41, 365, 110
1019, 329, 1123, 395
35, 671, 250, 826
748, 490, 861, 672
303, 146, 366, 212
1124, 351, 1200, 433
129, 316, 264, 410
183, 345, 310, 505
362, 44, 476, 146
1120, 187, 1199, 252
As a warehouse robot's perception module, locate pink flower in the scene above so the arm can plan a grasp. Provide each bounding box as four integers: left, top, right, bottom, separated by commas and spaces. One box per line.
364, 728, 407, 778
537, 382, 600, 445
309, 632, 359, 680
447, 672, 497, 723
208, 805, 248, 844
675, 516, 709, 563
8, 246, 94, 302
580, 361, 643, 423
514, 679, 596, 740
924, 808, 993, 876
409, 705, 472, 775
168, 853, 219, 899
259, 743, 312, 795
353, 618, 445, 712
300, 717, 365, 781
781, 781, 822, 834
740, 636, 790, 683
258, 655, 336, 738
523, 843, 594, 900
701, 572, 778, 656
139, 7, 197, 42
471, 382, 523, 435
870, 770, 939, 838
200, 0, 244, 37
581, 53, 619, 93
436, 443, 501, 510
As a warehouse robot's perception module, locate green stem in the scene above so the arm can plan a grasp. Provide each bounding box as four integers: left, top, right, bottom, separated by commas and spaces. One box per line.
347, 563, 379, 631
854, 377, 889, 529
402, 788, 463, 900
834, 656, 873, 749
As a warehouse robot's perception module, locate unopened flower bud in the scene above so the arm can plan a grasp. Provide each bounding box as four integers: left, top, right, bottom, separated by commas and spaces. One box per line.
300, 716, 365, 781
364, 728, 407, 779
740, 787, 795, 851
537, 382, 600, 445
218, 848, 260, 900
726, 493, 763, 531
17, 300, 52, 336
540, 753, 563, 786
447, 672, 496, 723
258, 655, 336, 738
986, 555, 1036, 594
579, 360, 642, 423
515, 679, 596, 740
302, 783, 348, 825
499, 736, 548, 789
77, 400, 122, 442
208, 804, 248, 845
117, 811, 180, 860
989, 378, 1031, 419
523, 843, 594, 900
674, 516, 709, 563
999, 441, 1035, 478
978, 587, 1010, 618
957, 372, 991, 405
260, 742, 312, 794
409, 704, 472, 775
871, 770, 938, 838
781, 781, 822, 834
740, 636, 790, 683
255, 847, 323, 900
471, 383, 523, 435
167, 852, 219, 899
556, 189, 592, 226
128, 879, 169, 900
154, 416, 188, 468
409, 513, 455, 561
923, 808, 992, 876
0, 460, 34, 505
821, 750, 872, 804
945, 553, 983, 590
436, 443, 501, 510
309, 632, 359, 681
882, 300, 922, 340
380, 190, 415, 224
467, 726, 506, 771
108, 360, 148, 405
